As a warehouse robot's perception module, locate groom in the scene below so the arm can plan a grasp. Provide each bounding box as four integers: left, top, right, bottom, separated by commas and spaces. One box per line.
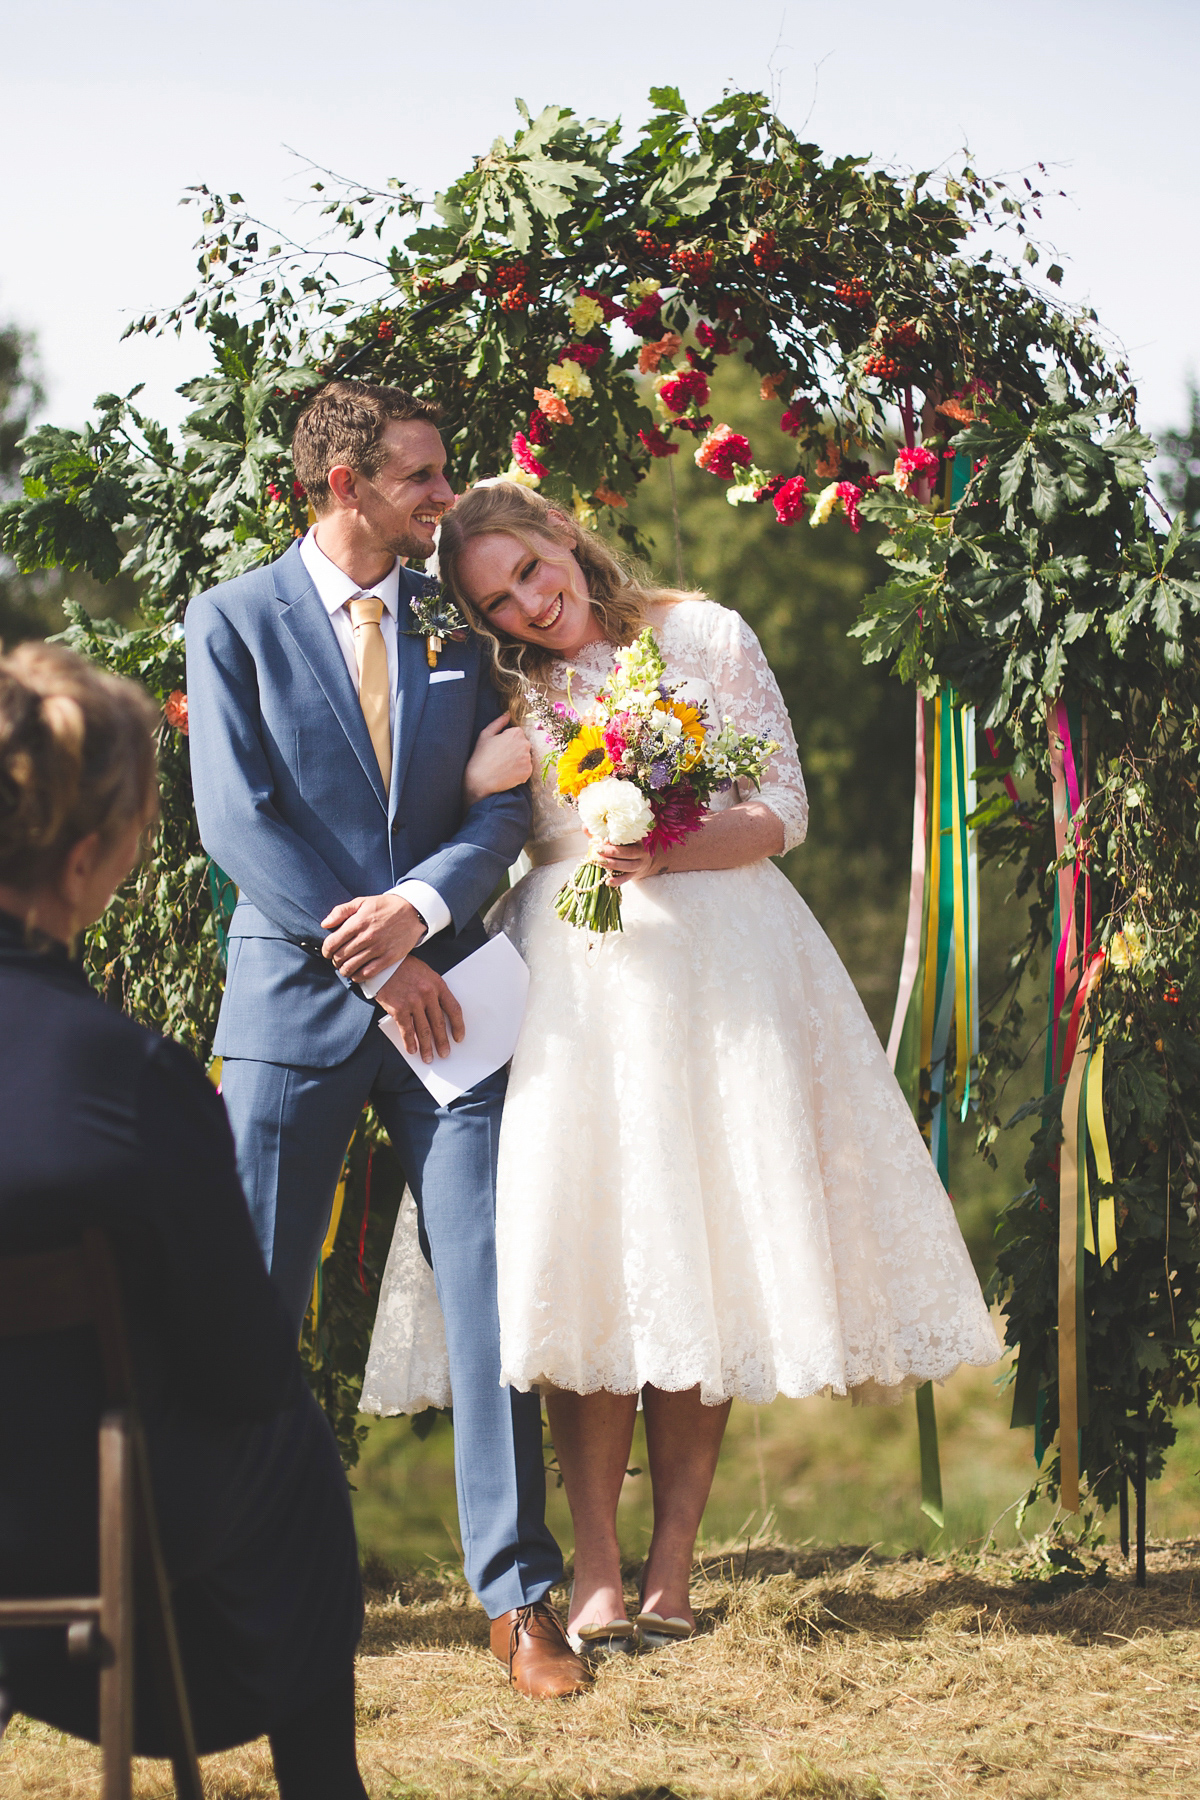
185, 380, 589, 1698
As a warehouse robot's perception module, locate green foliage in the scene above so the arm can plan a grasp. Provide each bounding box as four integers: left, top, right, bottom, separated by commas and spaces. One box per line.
849, 370, 1200, 1507
3, 87, 1196, 1495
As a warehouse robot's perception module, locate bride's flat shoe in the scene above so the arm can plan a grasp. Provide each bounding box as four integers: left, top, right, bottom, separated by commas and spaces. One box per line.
571, 1619, 639, 1659
634, 1610, 695, 1651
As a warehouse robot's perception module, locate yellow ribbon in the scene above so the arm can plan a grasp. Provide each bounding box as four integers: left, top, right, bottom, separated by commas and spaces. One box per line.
1086, 1040, 1117, 1265
306, 1132, 356, 1334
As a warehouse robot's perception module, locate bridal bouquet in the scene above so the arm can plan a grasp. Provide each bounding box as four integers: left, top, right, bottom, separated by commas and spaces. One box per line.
530, 629, 779, 934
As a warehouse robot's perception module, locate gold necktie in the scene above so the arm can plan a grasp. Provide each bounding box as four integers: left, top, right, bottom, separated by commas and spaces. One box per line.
348, 594, 392, 791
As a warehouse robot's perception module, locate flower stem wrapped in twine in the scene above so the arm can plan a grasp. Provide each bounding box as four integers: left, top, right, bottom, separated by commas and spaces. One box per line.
553, 846, 624, 933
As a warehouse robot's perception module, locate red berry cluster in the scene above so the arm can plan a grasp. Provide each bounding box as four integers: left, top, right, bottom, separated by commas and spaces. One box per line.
556, 342, 605, 369
486, 261, 530, 311
1164, 981, 1183, 1007
834, 277, 872, 309
695, 321, 732, 355
671, 247, 714, 283
752, 231, 783, 273
864, 352, 906, 381
634, 228, 672, 260
377, 318, 394, 341
885, 321, 921, 350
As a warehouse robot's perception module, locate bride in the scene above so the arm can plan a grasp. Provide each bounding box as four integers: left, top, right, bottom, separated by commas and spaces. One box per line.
363, 481, 998, 1652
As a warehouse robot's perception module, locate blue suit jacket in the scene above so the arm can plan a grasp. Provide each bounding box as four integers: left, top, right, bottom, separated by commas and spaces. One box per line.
185, 540, 531, 1067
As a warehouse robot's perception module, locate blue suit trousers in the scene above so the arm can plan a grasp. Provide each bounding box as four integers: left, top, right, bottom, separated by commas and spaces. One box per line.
219, 1031, 562, 1618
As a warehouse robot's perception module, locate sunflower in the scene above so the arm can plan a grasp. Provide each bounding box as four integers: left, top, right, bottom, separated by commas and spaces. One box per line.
669, 702, 706, 772
558, 725, 614, 798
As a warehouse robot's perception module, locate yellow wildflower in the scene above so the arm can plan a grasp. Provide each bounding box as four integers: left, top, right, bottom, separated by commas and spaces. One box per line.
547, 359, 593, 401
503, 461, 541, 489
569, 294, 605, 336
628, 278, 661, 302
558, 725, 613, 798
572, 492, 599, 530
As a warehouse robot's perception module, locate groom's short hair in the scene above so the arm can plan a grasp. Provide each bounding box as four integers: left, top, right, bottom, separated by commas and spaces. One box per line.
293, 380, 442, 513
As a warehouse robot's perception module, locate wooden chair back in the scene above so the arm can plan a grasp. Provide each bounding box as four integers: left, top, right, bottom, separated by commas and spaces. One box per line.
0, 1229, 203, 1800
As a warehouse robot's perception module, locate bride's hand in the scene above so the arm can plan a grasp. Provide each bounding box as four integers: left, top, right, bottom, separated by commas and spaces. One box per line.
591, 836, 660, 886
462, 713, 533, 805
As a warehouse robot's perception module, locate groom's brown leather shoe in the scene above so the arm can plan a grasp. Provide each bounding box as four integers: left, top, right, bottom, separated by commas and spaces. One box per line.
490, 1601, 593, 1698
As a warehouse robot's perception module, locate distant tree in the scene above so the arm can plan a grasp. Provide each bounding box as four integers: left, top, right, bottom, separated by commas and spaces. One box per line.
1159, 382, 1200, 527
0, 323, 140, 645
0, 323, 57, 645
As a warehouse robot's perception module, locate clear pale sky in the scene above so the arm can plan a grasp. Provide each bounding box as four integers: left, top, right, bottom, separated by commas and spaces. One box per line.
2, 0, 1196, 440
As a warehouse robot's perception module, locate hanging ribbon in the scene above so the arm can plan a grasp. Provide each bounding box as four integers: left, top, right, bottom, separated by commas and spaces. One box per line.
206, 859, 238, 969
1013, 702, 1116, 1510
889, 683, 980, 1526
306, 1130, 356, 1340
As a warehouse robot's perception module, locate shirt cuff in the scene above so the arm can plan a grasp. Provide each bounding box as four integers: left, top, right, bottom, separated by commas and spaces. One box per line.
394, 879, 452, 940
356, 881, 451, 1002
357, 958, 402, 1001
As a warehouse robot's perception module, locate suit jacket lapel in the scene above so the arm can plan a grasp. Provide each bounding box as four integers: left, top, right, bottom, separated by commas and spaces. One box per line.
273, 543, 390, 813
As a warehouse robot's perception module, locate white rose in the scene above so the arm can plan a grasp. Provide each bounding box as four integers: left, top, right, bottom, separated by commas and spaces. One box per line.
577, 777, 655, 845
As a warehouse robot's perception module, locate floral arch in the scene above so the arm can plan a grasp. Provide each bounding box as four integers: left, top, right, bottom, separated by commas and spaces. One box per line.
6, 89, 1200, 1562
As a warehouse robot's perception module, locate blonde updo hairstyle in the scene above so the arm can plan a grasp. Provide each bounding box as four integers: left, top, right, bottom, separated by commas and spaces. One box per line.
436, 482, 693, 720
0, 641, 160, 895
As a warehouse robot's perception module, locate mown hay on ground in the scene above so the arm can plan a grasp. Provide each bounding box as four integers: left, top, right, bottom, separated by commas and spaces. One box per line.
4, 1538, 1200, 1798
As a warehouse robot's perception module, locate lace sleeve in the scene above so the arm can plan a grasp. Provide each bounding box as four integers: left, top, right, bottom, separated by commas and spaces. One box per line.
699, 603, 809, 852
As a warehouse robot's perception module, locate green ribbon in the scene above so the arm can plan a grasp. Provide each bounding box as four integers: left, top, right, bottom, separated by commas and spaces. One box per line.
206, 859, 238, 967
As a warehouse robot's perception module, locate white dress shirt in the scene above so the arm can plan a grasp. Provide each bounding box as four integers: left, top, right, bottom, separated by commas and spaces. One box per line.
299, 528, 451, 997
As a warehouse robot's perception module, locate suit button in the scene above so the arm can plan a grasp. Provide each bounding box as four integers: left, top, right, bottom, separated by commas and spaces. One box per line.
391, 820, 402, 835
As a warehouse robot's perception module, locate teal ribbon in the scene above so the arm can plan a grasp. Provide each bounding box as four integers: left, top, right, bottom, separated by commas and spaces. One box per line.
206, 859, 238, 968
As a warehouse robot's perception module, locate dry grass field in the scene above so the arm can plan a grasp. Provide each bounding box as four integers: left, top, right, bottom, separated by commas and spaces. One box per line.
5, 1534, 1200, 1800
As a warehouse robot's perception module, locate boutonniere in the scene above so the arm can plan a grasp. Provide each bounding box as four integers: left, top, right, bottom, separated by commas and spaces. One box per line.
402, 583, 469, 668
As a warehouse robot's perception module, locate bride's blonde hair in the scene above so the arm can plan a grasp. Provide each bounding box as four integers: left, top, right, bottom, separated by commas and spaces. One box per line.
436, 483, 695, 719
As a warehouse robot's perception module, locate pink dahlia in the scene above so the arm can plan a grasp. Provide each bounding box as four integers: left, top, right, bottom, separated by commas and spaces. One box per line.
646, 784, 706, 856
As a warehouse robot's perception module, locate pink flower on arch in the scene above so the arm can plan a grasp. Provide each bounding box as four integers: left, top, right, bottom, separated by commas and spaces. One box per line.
893, 445, 941, 493
511, 433, 549, 479
772, 475, 809, 525
694, 423, 753, 480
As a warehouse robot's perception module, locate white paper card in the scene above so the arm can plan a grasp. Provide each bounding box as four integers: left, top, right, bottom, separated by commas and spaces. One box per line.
377, 932, 530, 1106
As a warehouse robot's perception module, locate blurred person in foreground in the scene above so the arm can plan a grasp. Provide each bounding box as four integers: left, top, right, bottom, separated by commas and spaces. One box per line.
0, 641, 368, 1797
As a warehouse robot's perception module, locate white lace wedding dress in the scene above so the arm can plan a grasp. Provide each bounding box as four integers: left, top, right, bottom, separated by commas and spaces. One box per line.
361, 599, 999, 1418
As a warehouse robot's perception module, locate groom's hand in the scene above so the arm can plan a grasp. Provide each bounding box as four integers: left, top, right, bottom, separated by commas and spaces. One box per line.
376, 961, 465, 1063
320, 892, 427, 982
